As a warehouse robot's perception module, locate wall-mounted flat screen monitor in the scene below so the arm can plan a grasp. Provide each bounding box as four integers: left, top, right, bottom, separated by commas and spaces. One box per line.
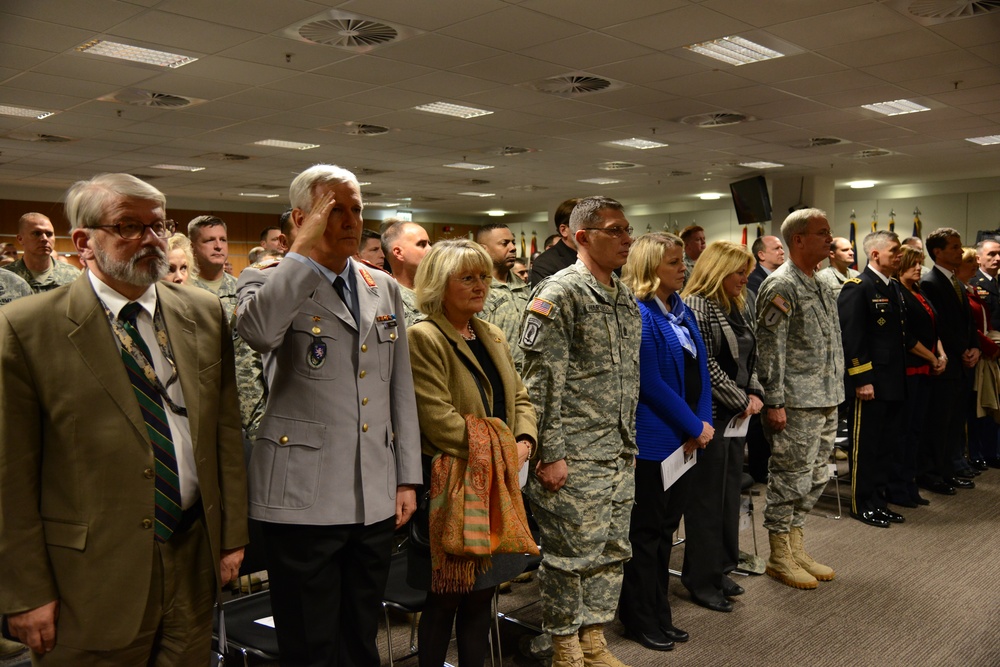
730, 175, 772, 225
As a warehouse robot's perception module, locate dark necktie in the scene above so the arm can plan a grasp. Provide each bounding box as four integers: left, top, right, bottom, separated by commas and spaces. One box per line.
333, 276, 356, 324
951, 275, 965, 303
119, 302, 182, 543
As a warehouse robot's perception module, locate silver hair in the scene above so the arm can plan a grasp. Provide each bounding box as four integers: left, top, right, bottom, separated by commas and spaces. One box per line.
568, 196, 624, 233
64, 173, 165, 231
780, 207, 828, 246
863, 230, 899, 260
289, 164, 359, 212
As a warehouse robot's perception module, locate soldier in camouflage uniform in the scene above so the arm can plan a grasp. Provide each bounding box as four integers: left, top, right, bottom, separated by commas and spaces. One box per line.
755, 208, 844, 590
383, 221, 430, 327
477, 222, 530, 371
3, 213, 81, 293
0, 271, 33, 306
520, 196, 640, 667
188, 215, 239, 320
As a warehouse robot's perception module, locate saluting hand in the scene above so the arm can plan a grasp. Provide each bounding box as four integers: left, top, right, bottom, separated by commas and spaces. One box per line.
289, 190, 338, 257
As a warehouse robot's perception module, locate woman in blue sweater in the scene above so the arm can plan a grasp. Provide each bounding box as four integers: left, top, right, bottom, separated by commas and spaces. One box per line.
617, 232, 713, 652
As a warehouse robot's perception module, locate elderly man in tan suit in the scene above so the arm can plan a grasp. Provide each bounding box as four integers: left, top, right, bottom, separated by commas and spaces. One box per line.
236, 163, 421, 666
0, 173, 248, 664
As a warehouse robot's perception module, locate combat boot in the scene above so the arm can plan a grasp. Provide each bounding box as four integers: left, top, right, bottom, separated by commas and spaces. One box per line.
765, 532, 818, 590
551, 632, 584, 667
789, 526, 835, 581
578, 625, 631, 667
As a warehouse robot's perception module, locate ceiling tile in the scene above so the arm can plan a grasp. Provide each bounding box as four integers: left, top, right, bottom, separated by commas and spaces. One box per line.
155, 0, 320, 33
107, 10, 259, 54
607, 5, 751, 51
438, 6, 585, 51
766, 4, 916, 50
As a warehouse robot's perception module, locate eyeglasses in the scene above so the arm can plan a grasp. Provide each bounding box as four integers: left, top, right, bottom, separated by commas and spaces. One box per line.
582, 226, 633, 238
92, 219, 176, 240
453, 273, 491, 287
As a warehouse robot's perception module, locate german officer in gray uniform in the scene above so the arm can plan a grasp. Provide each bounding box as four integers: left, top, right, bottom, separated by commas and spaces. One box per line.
755, 208, 844, 591
520, 196, 640, 667
236, 164, 421, 667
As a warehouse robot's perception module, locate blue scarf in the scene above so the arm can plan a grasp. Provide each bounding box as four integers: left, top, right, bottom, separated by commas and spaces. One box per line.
656, 292, 697, 358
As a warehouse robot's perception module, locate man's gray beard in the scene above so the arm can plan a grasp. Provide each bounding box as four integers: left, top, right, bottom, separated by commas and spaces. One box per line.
92, 241, 168, 287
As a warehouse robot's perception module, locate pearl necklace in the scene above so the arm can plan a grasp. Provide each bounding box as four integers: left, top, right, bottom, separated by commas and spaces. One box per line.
460, 321, 477, 341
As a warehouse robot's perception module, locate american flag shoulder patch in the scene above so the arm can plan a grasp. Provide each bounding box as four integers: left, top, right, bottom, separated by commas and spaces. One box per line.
528, 297, 555, 317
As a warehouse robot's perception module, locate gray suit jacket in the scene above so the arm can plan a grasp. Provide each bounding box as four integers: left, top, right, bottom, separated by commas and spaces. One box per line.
236, 257, 421, 526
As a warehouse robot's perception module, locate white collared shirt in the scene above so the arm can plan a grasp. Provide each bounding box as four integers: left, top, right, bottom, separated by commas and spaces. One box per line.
869, 265, 891, 286
88, 272, 199, 508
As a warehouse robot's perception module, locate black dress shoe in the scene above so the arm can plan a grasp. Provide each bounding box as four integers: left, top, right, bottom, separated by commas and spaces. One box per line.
911, 494, 930, 506
690, 594, 733, 613
851, 510, 889, 528
721, 576, 745, 597
886, 495, 918, 508
875, 508, 905, 523
661, 625, 689, 643
918, 479, 957, 495
954, 469, 976, 480
945, 477, 975, 489
623, 627, 674, 651
987, 458, 1000, 469
972, 459, 989, 471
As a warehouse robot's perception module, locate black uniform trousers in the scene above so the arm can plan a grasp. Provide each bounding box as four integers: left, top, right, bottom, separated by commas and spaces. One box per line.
848, 397, 904, 513
921, 377, 966, 483
887, 373, 931, 502
262, 517, 396, 667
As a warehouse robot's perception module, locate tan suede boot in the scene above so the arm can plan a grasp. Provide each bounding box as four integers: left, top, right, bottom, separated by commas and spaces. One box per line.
789, 526, 835, 581
765, 532, 818, 590
578, 625, 631, 667
551, 632, 585, 667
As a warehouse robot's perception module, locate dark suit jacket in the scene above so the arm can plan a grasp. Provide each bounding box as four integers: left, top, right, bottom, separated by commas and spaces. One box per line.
529, 240, 577, 287
747, 263, 769, 296
0, 277, 248, 650
919, 266, 978, 380
968, 268, 1000, 331
838, 267, 910, 401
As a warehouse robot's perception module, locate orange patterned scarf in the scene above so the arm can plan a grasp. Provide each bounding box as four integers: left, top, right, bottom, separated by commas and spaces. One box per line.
428, 415, 539, 593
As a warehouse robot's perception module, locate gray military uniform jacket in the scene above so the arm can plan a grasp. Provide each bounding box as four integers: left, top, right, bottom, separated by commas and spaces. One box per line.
755, 261, 845, 409
236, 257, 421, 526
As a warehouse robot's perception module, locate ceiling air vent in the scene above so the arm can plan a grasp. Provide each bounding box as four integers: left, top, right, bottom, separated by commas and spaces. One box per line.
198, 153, 254, 161
285, 11, 419, 53
790, 137, 849, 148
666, 170, 692, 177
353, 167, 388, 176
904, 0, 1000, 20
452, 178, 491, 186
409, 196, 445, 202
101, 89, 199, 108
848, 148, 895, 159
5, 132, 75, 143
488, 146, 536, 156
527, 73, 624, 97
679, 112, 751, 127
508, 184, 548, 191
346, 123, 390, 136
131, 174, 160, 180
599, 161, 641, 170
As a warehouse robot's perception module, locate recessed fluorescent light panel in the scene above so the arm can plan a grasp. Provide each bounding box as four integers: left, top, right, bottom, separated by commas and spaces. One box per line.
239, 192, 280, 198
253, 139, 319, 150
699, 193, 723, 200
76, 39, 198, 68
0, 104, 56, 119
738, 161, 783, 169
848, 180, 876, 189
609, 138, 668, 150
579, 178, 621, 185
151, 164, 205, 172
686, 36, 784, 66
414, 102, 493, 119
444, 162, 494, 170
487, 210, 505, 217
860, 99, 930, 116
458, 192, 495, 197
966, 135, 1000, 146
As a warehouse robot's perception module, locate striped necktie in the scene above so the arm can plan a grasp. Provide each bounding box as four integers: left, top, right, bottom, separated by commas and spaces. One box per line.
951, 275, 965, 303
119, 302, 182, 542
